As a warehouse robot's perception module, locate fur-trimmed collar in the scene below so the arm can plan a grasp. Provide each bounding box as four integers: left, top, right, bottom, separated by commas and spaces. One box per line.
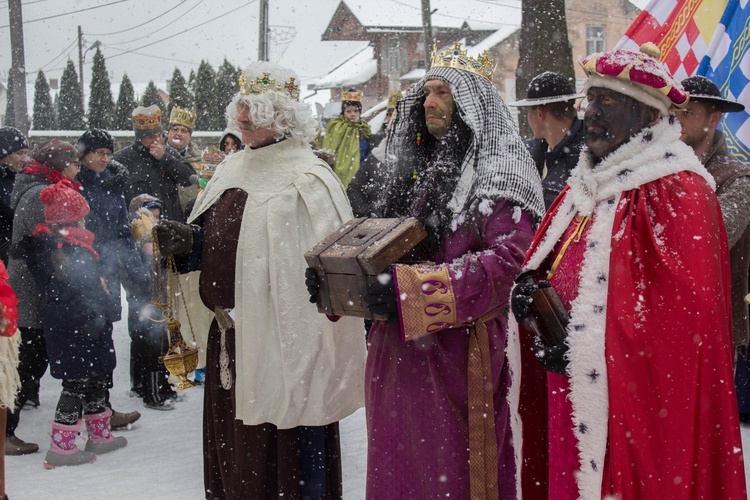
567, 118, 712, 217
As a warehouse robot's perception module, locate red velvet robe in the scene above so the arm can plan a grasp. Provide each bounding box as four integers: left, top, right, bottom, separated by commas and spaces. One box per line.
510, 120, 746, 499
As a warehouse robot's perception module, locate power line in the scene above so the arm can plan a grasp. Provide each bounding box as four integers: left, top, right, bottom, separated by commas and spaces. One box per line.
106, 0, 256, 61
102, 0, 205, 46
87, 0, 189, 36
101, 43, 200, 66
39, 37, 78, 71
0, 0, 130, 29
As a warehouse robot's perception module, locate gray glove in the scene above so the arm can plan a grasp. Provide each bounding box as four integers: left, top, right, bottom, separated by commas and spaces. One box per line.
154, 220, 193, 255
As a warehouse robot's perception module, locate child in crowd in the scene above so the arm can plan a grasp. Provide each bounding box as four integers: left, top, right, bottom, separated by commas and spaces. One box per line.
323, 88, 372, 188
19, 181, 126, 468
127, 194, 179, 410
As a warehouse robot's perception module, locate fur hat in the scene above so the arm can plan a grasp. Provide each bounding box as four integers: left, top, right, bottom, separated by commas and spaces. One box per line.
681, 76, 745, 113
76, 129, 115, 157
580, 42, 688, 116
30, 139, 78, 171
132, 105, 163, 141
0, 127, 29, 158
39, 182, 90, 224
509, 71, 582, 107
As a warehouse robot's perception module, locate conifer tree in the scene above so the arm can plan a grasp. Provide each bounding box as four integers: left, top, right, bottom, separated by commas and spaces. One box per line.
140, 81, 167, 127
58, 60, 86, 130
87, 47, 114, 129
114, 74, 137, 130
194, 61, 217, 131
4, 70, 15, 127
187, 69, 196, 97
32, 70, 56, 130
168, 67, 192, 118
214, 59, 239, 130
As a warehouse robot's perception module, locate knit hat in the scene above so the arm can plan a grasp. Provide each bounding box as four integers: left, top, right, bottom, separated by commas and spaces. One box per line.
132, 105, 163, 141
76, 129, 115, 157
681, 76, 745, 113
580, 42, 688, 117
39, 182, 90, 224
0, 127, 29, 158
168, 106, 197, 131
509, 71, 582, 107
30, 139, 78, 171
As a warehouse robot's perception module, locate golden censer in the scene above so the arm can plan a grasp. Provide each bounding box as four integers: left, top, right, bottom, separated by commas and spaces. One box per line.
151, 228, 200, 390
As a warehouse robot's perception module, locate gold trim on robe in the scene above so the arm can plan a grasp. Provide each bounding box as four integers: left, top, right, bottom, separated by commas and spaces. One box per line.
394, 264, 457, 342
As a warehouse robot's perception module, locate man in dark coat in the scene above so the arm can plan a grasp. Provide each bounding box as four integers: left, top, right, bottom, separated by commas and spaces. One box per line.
0, 127, 28, 264
676, 75, 750, 420
113, 105, 195, 222
509, 71, 584, 209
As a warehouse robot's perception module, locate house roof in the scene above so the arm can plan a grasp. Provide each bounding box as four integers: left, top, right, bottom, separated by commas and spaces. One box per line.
325, 0, 520, 34
314, 44, 378, 90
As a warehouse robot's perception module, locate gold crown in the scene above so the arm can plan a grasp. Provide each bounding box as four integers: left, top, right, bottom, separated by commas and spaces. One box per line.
132, 105, 162, 131
169, 106, 197, 129
239, 71, 300, 101
341, 90, 363, 103
387, 91, 402, 109
430, 42, 496, 81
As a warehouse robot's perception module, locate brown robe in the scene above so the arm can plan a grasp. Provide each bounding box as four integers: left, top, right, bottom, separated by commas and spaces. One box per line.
198, 188, 343, 500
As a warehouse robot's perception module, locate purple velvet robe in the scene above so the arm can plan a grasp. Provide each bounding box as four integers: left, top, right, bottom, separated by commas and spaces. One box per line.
365, 200, 535, 499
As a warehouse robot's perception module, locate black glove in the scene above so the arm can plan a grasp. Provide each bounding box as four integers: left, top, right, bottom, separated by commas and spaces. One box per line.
305, 268, 320, 304
154, 220, 194, 255
101, 160, 129, 194
510, 280, 550, 323
533, 334, 569, 375
364, 271, 397, 321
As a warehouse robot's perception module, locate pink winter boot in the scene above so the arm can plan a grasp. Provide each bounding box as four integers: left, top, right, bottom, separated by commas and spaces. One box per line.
83, 408, 127, 455
43, 421, 96, 469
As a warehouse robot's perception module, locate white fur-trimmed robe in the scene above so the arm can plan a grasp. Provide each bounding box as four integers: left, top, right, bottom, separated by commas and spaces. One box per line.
508, 119, 745, 498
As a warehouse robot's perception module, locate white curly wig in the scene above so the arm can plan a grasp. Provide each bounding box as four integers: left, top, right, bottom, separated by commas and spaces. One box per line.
226, 61, 317, 143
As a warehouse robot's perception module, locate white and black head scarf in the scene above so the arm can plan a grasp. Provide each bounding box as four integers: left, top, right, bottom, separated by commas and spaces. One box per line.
379, 67, 544, 230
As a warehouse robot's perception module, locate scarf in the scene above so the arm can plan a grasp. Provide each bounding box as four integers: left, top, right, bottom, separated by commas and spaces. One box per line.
382, 67, 544, 222
322, 115, 371, 188
31, 224, 99, 260
23, 162, 82, 190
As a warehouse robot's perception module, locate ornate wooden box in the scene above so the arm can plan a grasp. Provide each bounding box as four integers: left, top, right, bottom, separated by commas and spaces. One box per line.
304, 217, 427, 320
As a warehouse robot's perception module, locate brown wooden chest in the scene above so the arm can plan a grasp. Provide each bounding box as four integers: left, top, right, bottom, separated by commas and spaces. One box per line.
304, 217, 427, 320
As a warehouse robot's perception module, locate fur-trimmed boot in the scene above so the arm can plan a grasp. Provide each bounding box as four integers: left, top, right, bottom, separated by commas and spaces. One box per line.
43, 421, 96, 469
83, 408, 127, 455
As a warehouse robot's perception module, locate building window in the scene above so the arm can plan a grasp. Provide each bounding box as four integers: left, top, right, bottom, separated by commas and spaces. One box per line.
383, 37, 408, 77
586, 26, 605, 55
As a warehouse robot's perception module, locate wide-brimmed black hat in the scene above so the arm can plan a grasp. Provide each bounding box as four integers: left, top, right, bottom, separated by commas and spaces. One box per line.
681, 76, 745, 113
509, 71, 582, 107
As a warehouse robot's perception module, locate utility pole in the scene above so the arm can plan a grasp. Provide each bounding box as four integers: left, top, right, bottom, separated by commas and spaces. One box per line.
421, 0, 433, 70
8, 0, 30, 134
258, 0, 269, 61
78, 25, 85, 106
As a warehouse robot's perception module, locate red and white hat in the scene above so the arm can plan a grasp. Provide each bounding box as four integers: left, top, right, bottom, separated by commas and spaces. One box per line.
580, 43, 688, 116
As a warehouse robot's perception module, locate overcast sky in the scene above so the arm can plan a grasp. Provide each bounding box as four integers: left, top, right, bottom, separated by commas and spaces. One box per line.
0, 0, 650, 92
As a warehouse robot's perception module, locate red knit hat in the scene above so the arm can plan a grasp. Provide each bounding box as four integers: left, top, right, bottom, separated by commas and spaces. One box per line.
39, 182, 90, 224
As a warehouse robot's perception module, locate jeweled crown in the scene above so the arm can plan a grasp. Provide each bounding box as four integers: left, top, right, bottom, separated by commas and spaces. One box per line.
169, 106, 197, 129
430, 42, 496, 81
387, 91, 402, 109
239, 71, 300, 101
341, 90, 363, 103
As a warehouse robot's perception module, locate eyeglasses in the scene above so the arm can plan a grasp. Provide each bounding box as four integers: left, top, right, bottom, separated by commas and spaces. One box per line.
92, 150, 113, 159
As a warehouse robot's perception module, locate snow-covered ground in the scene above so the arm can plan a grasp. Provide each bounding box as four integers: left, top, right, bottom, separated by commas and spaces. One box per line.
5, 302, 368, 500
5, 300, 750, 499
